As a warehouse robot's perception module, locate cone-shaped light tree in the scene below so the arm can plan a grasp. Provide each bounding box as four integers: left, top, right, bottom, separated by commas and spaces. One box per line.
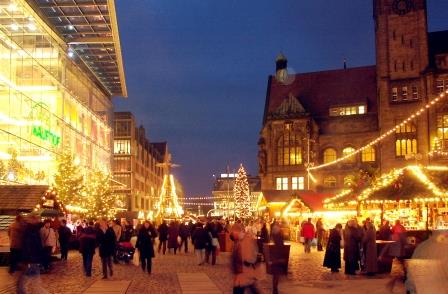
233, 164, 251, 220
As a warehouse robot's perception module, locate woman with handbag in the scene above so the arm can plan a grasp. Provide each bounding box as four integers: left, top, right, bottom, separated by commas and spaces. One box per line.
323, 224, 343, 273
205, 221, 219, 265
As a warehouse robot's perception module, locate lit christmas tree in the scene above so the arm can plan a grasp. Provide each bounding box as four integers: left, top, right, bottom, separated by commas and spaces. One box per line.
233, 164, 251, 220
54, 151, 84, 208
85, 170, 118, 220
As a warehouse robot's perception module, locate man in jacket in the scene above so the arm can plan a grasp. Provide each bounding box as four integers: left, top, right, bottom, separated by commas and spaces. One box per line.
40, 219, 56, 271
97, 219, 116, 279
79, 221, 96, 276
179, 221, 190, 253
58, 219, 72, 261
111, 219, 122, 263
192, 222, 210, 265
157, 220, 169, 255
8, 215, 23, 273
301, 218, 315, 253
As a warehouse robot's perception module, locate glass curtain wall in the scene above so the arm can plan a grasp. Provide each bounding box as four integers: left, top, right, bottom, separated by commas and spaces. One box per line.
0, 0, 112, 184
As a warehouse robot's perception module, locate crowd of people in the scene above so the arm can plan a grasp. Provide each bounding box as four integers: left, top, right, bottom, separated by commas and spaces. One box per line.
7, 213, 412, 294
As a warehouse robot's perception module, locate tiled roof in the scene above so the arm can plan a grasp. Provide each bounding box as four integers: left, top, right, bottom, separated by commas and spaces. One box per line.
0, 185, 48, 211
264, 66, 377, 122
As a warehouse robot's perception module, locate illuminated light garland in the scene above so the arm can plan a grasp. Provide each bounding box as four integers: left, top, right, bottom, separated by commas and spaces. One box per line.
308, 90, 448, 171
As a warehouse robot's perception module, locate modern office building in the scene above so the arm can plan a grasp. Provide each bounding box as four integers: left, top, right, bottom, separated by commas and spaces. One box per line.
0, 0, 126, 184
113, 112, 166, 213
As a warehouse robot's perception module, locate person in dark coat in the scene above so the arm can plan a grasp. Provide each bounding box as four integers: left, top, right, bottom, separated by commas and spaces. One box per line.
205, 221, 218, 265
323, 224, 342, 272
58, 219, 72, 261
22, 215, 42, 274
136, 221, 157, 274
378, 220, 392, 241
8, 215, 24, 273
167, 221, 179, 254
192, 222, 210, 265
270, 222, 287, 294
97, 219, 116, 279
343, 220, 362, 275
157, 220, 169, 255
316, 218, 325, 251
79, 222, 96, 277
362, 219, 378, 275
179, 221, 190, 253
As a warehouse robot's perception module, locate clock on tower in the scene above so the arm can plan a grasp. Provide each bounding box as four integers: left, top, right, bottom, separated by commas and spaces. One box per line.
392, 0, 414, 15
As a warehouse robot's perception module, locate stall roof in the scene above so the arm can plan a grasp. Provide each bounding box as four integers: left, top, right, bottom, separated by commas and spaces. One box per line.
31, 0, 127, 97
261, 190, 333, 212
0, 185, 49, 211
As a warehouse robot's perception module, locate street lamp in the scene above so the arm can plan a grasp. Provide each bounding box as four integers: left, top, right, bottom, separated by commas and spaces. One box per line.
303, 137, 316, 190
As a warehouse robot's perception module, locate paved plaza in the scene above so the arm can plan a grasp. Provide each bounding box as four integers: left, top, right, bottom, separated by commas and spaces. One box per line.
0, 242, 405, 294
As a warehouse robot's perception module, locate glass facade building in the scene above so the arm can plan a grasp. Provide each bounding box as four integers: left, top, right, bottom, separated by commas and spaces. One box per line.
0, 0, 125, 184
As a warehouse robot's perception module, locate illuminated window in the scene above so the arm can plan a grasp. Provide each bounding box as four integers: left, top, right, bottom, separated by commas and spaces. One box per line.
402, 86, 408, 100
276, 177, 288, 190
436, 80, 448, 94
437, 114, 448, 151
395, 122, 417, 157
342, 147, 356, 163
392, 87, 398, 101
292, 177, 304, 190
114, 139, 131, 154
361, 146, 375, 162
412, 86, 418, 100
329, 104, 367, 116
344, 175, 355, 188
323, 148, 337, 164
277, 127, 302, 166
323, 176, 336, 188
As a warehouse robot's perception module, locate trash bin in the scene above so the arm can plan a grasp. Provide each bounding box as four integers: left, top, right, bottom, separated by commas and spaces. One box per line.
263, 243, 290, 274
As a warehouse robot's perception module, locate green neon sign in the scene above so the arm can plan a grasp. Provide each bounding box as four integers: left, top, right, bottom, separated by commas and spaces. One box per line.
32, 125, 61, 147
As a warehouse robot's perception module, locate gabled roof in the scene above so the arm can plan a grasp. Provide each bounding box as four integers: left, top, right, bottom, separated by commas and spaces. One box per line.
261, 190, 333, 212
151, 142, 168, 157
428, 30, 448, 70
0, 185, 49, 212
263, 66, 377, 123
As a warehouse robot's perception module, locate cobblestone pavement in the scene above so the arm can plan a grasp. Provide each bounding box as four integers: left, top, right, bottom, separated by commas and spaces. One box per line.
1, 242, 405, 294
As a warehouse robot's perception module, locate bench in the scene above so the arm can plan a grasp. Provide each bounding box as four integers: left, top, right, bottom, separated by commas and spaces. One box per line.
405, 259, 448, 294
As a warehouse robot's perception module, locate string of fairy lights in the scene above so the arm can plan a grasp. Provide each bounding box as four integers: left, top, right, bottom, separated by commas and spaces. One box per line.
308, 89, 448, 173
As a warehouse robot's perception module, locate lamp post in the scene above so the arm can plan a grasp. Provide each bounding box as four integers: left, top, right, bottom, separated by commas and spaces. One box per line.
303, 137, 315, 190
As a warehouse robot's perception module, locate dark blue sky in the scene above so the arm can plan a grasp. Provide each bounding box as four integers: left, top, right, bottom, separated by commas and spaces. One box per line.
113, 0, 448, 196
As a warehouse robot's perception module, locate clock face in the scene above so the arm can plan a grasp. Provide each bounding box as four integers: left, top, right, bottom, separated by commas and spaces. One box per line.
392, 0, 414, 15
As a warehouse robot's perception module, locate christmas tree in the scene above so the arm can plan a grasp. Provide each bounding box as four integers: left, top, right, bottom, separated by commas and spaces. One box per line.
233, 164, 251, 220
85, 170, 118, 220
53, 151, 84, 208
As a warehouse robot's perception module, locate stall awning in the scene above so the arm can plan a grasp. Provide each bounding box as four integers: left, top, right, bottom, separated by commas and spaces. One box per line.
0, 185, 49, 212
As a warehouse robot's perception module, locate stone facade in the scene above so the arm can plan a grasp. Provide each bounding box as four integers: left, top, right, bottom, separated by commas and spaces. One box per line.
259, 0, 448, 194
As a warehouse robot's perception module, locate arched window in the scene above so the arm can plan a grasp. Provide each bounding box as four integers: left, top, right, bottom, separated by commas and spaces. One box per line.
361, 146, 375, 162
323, 176, 336, 188
344, 175, 355, 188
277, 132, 302, 166
342, 147, 356, 163
323, 148, 337, 164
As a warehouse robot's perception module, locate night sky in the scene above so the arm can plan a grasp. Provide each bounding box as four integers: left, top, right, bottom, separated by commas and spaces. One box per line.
113, 0, 448, 196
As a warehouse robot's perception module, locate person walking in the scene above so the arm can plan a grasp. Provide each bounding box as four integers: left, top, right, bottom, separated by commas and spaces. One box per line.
231, 225, 260, 294
179, 221, 190, 253
97, 219, 116, 279
157, 220, 169, 255
362, 219, 378, 275
343, 220, 361, 275
270, 223, 287, 294
167, 221, 179, 254
58, 220, 72, 261
378, 220, 392, 240
323, 223, 343, 273
40, 219, 56, 272
22, 214, 42, 275
136, 221, 157, 274
301, 218, 315, 253
316, 218, 325, 251
79, 221, 96, 277
8, 215, 24, 273
205, 221, 218, 265
192, 222, 210, 265
111, 219, 122, 263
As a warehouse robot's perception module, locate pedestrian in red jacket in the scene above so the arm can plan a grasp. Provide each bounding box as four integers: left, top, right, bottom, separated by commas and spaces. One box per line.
301, 218, 315, 253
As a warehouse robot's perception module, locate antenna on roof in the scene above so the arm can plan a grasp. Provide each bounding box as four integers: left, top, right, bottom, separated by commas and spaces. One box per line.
343, 58, 347, 70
